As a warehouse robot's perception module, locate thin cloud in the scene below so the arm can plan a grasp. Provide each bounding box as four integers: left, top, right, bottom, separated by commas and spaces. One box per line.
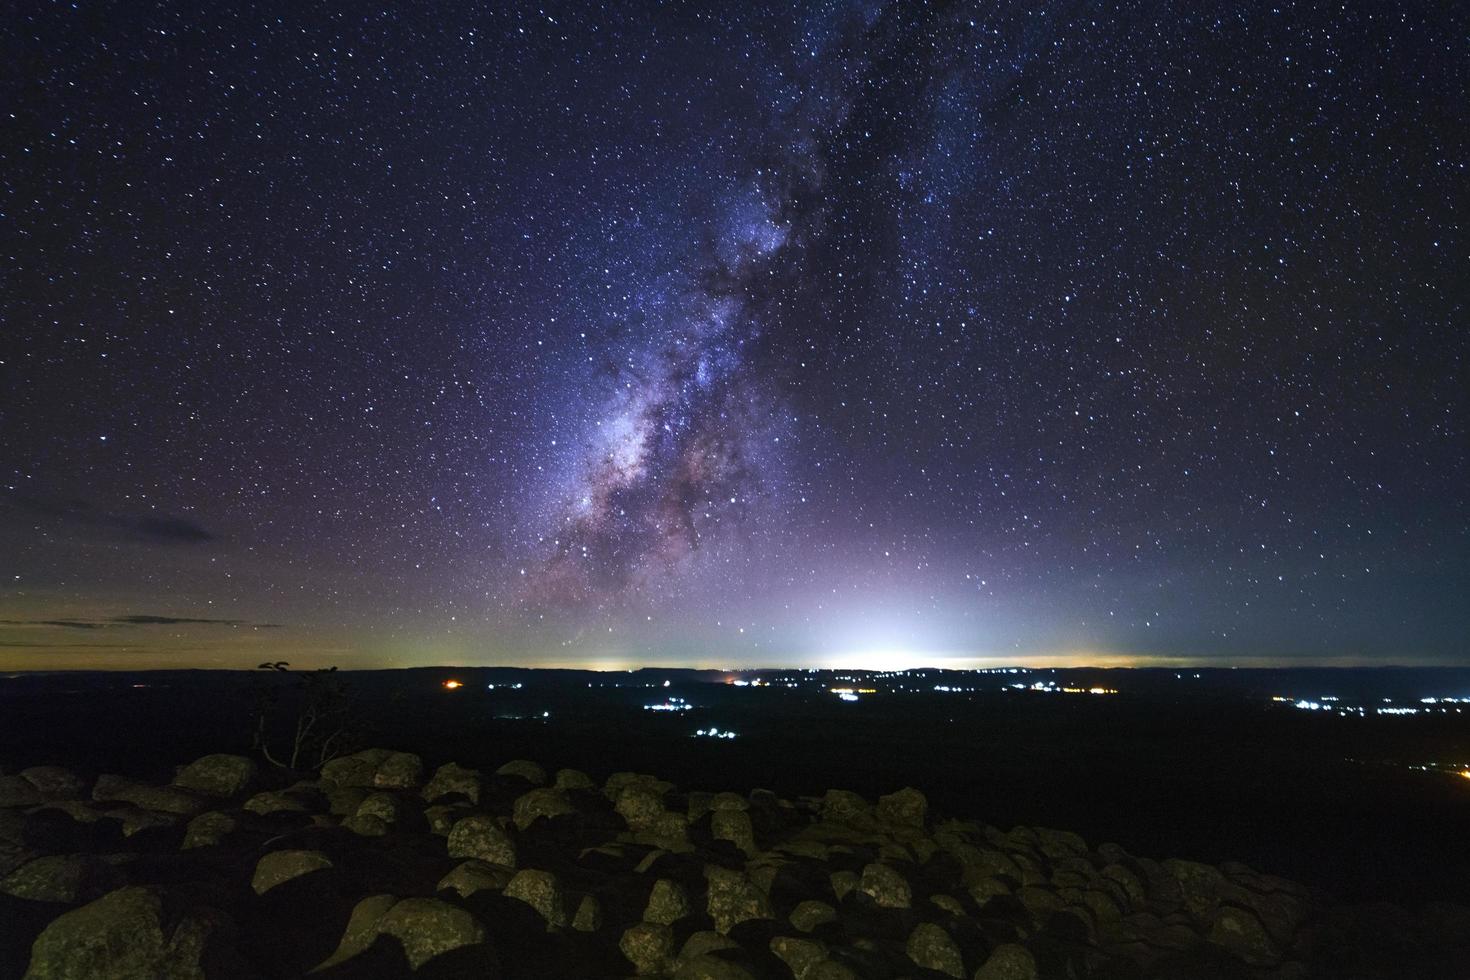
2, 492, 214, 545
0, 616, 282, 630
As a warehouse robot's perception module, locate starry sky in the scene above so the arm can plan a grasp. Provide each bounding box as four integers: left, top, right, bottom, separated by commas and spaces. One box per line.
2, 1, 1466, 670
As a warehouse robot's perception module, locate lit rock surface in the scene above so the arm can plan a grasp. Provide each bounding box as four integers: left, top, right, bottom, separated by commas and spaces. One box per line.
172, 754, 256, 798
446, 812, 517, 867
250, 849, 332, 895
23, 886, 219, 980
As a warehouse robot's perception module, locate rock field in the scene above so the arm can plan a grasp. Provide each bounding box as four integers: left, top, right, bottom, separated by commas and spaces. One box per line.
2, 749, 1467, 978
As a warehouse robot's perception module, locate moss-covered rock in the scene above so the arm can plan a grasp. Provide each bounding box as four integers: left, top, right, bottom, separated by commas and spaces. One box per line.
504, 868, 568, 929
172, 754, 256, 798
251, 849, 332, 895
447, 813, 516, 866
24, 886, 221, 980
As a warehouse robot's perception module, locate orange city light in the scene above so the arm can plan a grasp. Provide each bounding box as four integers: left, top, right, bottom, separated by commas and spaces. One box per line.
443, 679, 463, 690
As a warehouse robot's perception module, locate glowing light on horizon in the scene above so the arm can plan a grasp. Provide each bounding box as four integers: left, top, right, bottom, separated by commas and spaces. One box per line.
442, 679, 463, 689
645, 697, 691, 712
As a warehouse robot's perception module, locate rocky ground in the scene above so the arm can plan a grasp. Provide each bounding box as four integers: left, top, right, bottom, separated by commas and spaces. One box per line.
1, 749, 1466, 979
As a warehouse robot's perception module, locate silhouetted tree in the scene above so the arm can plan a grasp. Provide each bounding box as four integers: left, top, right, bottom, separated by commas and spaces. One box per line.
250, 662, 355, 771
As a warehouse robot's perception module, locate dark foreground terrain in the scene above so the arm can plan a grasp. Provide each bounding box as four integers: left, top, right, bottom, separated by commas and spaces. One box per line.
1, 666, 1468, 977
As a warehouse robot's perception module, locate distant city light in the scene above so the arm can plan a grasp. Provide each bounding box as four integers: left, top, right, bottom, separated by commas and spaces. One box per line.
645, 697, 692, 712
694, 727, 737, 739
442, 680, 463, 690
1003, 681, 1114, 695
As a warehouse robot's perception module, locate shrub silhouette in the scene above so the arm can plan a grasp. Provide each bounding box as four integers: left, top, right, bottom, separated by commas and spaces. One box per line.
251, 661, 356, 771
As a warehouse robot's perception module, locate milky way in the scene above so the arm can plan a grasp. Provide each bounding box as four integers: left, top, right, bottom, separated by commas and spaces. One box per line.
1, 1, 1465, 668
530, 4, 891, 608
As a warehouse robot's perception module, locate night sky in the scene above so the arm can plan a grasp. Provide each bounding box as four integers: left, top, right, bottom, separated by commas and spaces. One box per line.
2, 2, 1465, 670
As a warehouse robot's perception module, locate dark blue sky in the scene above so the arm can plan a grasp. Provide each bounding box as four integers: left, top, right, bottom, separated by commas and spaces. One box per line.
2, 1, 1465, 669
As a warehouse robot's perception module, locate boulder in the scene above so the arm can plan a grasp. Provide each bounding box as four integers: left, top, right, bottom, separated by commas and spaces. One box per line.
242, 791, 310, 816
1164, 858, 1238, 921
1, 839, 37, 877
679, 931, 740, 961
341, 813, 390, 837
181, 811, 236, 850
771, 935, 827, 979
906, 922, 964, 978
634, 849, 669, 874
422, 762, 481, 803
424, 804, 464, 835
313, 894, 399, 971
820, 790, 872, 824
876, 787, 927, 828
1018, 885, 1065, 921
572, 893, 603, 931
674, 955, 759, 980
353, 792, 402, 824
496, 759, 547, 785
616, 785, 667, 832
1035, 827, 1087, 860
1101, 863, 1146, 910
606, 772, 673, 800
711, 791, 749, 811
372, 751, 423, 789
790, 899, 839, 932
504, 868, 567, 929
23, 886, 220, 979
858, 862, 912, 909
512, 787, 576, 830
20, 766, 88, 799
0, 774, 44, 808
830, 870, 860, 901
705, 865, 773, 934
326, 786, 370, 816
172, 754, 256, 798
2, 854, 116, 903
643, 811, 693, 851
712, 809, 757, 854
374, 897, 489, 969
974, 942, 1038, 980
27, 800, 102, 827
438, 860, 514, 898
554, 768, 596, 791
645, 877, 693, 924
747, 858, 784, 896
251, 849, 332, 895
687, 792, 716, 823
1207, 904, 1280, 967
1078, 887, 1122, 925
447, 814, 516, 867
319, 749, 393, 788
112, 807, 179, 838
92, 776, 202, 816
620, 921, 675, 975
